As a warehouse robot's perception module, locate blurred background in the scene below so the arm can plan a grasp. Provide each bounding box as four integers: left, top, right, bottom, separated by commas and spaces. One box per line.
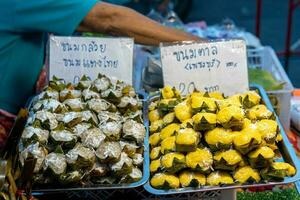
106, 0, 300, 87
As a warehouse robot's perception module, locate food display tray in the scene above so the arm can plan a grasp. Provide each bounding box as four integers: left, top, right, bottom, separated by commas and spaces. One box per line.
144, 84, 300, 195
22, 92, 150, 193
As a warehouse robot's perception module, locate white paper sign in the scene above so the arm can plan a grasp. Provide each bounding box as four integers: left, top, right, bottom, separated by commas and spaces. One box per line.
160, 40, 249, 96
49, 36, 134, 84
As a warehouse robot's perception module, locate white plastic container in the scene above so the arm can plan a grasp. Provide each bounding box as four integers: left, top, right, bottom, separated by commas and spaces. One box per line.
248, 46, 294, 131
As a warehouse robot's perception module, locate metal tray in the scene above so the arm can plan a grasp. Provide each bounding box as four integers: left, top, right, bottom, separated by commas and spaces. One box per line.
21, 92, 150, 194
144, 84, 300, 195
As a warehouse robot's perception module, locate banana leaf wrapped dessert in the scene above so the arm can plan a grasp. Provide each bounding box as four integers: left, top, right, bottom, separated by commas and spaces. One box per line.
21, 126, 49, 146
217, 105, 245, 129
180, 118, 194, 129
150, 159, 161, 174
256, 119, 279, 144
43, 152, 67, 176
111, 152, 133, 176
150, 173, 180, 189
241, 91, 261, 108
76, 75, 92, 90
90, 163, 109, 183
174, 101, 193, 122
98, 111, 122, 123
179, 171, 206, 187
161, 86, 180, 99
50, 129, 77, 149
87, 98, 111, 113
160, 136, 176, 154
150, 146, 161, 160
233, 127, 262, 155
38, 88, 59, 100
119, 167, 143, 183
148, 109, 161, 123
132, 153, 143, 167
260, 162, 296, 181
34, 110, 58, 130
72, 123, 92, 137
205, 128, 235, 151
59, 171, 82, 185
121, 85, 137, 97
63, 98, 85, 112
119, 140, 139, 157
99, 121, 122, 141
149, 119, 164, 133
96, 141, 122, 163
191, 96, 217, 113
101, 88, 123, 104
248, 146, 275, 168
80, 128, 106, 149
161, 152, 185, 173
213, 149, 243, 171
48, 76, 66, 91
59, 112, 82, 128
207, 171, 234, 186
175, 128, 200, 152
233, 166, 261, 184
246, 105, 273, 120
93, 74, 111, 92
160, 123, 180, 140
206, 91, 225, 100
122, 119, 146, 144
149, 132, 161, 147
186, 148, 213, 174
158, 98, 180, 113
81, 110, 99, 125
33, 99, 66, 113
163, 112, 177, 125
59, 88, 82, 102
20, 142, 48, 173
66, 144, 96, 170
117, 96, 141, 114
216, 93, 242, 109
82, 88, 100, 101
192, 113, 217, 131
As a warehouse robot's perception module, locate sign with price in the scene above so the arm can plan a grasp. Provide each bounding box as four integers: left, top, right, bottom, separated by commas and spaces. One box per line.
49, 36, 134, 84
160, 40, 249, 96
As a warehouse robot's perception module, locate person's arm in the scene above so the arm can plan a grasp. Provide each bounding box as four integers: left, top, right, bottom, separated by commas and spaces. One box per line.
77, 2, 203, 45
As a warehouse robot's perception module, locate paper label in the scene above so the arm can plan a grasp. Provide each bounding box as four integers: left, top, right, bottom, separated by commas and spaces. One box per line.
160, 40, 249, 96
49, 36, 134, 84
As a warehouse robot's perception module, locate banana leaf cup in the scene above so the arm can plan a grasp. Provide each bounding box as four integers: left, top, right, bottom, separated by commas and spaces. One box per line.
95, 141, 122, 163
233, 128, 262, 155
192, 113, 217, 131
161, 152, 186, 173
179, 170, 206, 187
59, 171, 82, 185
110, 152, 133, 177
174, 101, 193, 122
256, 119, 279, 144
160, 123, 180, 140
66, 143, 96, 170
122, 119, 146, 145
92, 74, 111, 92
150, 146, 162, 160
150, 173, 180, 189
186, 148, 213, 174
205, 128, 234, 151
21, 126, 49, 146
175, 128, 200, 152
43, 152, 67, 177
241, 91, 261, 108
248, 146, 275, 168
150, 159, 161, 174
149, 132, 161, 147
213, 149, 243, 171
217, 105, 245, 129
246, 104, 274, 120
158, 98, 181, 114
119, 167, 143, 183
160, 136, 176, 154
233, 166, 261, 184
260, 162, 296, 181
207, 171, 234, 186
191, 96, 217, 113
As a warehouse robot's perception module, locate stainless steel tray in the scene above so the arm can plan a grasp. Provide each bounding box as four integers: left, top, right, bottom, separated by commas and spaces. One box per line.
21, 92, 150, 193
144, 84, 300, 195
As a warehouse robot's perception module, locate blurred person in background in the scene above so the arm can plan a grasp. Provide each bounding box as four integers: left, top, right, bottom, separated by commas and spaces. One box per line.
0, 0, 200, 147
